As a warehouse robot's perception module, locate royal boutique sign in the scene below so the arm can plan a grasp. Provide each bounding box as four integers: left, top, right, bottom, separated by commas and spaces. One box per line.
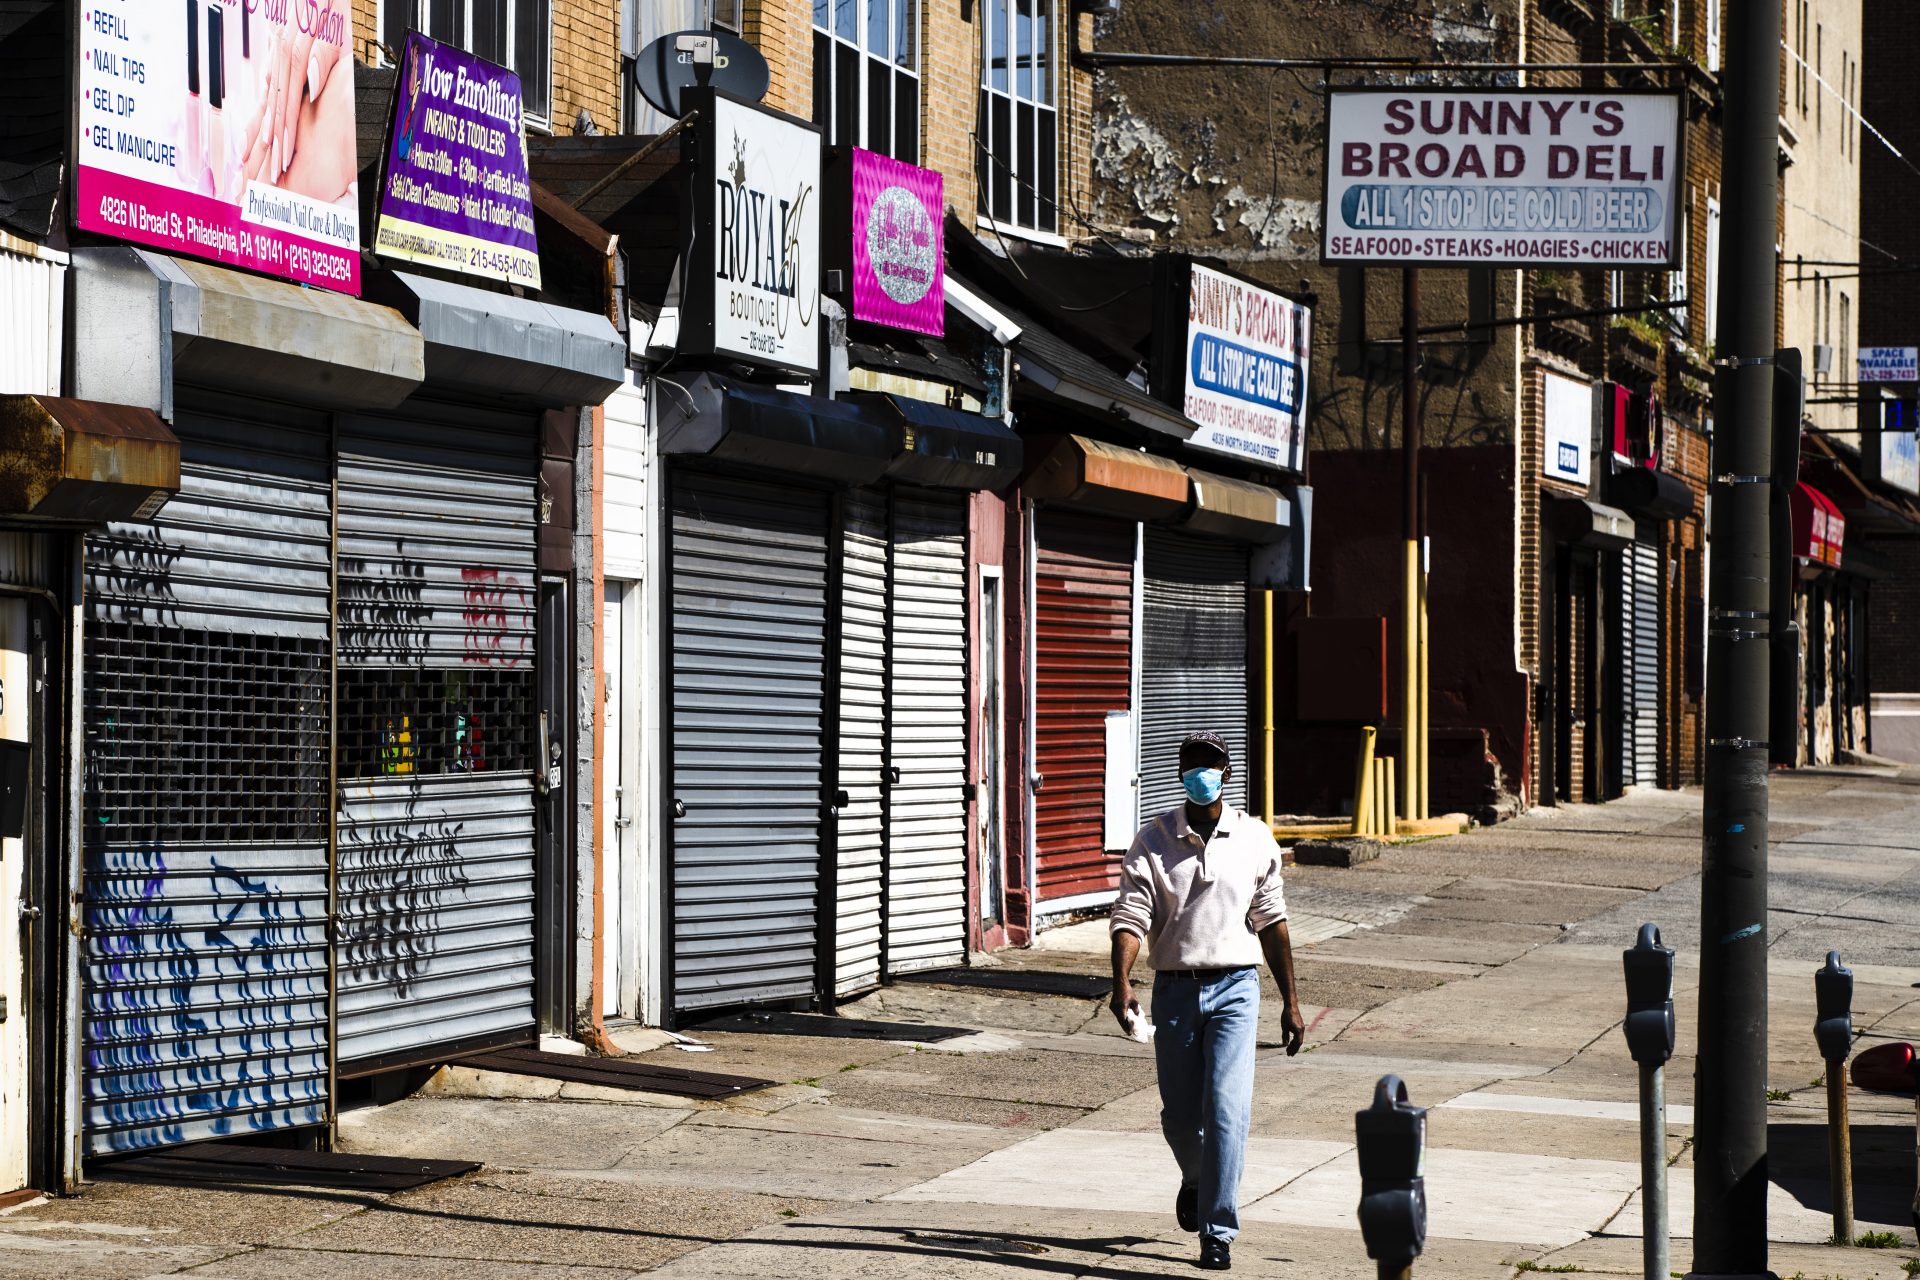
685, 90, 821, 374
850, 149, 943, 336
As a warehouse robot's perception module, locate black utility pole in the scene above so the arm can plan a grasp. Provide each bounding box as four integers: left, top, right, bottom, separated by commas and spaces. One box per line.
1693, 0, 1780, 1272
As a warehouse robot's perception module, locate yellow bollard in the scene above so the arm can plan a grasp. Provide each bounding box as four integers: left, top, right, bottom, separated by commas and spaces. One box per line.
1352, 725, 1378, 837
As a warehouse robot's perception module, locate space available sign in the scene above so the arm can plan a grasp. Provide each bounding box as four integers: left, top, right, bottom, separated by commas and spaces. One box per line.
1180, 264, 1311, 473
1324, 90, 1681, 269
374, 32, 541, 288
1858, 346, 1918, 383
850, 149, 942, 337
76, 0, 361, 293
685, 90, 821, 374
1541, 371, 1593, 487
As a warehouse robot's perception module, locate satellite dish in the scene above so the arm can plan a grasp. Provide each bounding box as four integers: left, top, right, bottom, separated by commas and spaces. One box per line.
632, 29, 771, 119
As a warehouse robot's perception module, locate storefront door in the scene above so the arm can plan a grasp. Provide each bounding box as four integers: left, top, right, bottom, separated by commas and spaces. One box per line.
82, 394, 334, 1155
1139, 530, 1250, 823
1032, 511, 1136, 906
886, 489, 969, 973
668, 471, 833, 1013
333, 403, 541, 1073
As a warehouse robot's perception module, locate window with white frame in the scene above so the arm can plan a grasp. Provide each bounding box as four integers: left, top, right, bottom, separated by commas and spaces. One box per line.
1705, 0, 1720, 72
977, 0, 1058, 236
621, 0, 739, 136
383, 0, 553, 126
812, 0, 920, 164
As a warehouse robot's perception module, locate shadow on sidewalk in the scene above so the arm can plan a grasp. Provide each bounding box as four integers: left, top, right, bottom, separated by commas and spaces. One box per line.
1768, 1121, 1917, 1230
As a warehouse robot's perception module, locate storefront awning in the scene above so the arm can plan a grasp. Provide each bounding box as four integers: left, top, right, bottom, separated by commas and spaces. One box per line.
370, 271, 626, 407
860, 394, 1024, 491
1548, 497, 1635, 550
1024, 434, 1189, 521
1791, 481, 1845, 570
1181, 467, 1292, 544
657, 372, 896, 485
71, 247, 424, 417
1608, 466, 1694, 522
0, 395, 180, 524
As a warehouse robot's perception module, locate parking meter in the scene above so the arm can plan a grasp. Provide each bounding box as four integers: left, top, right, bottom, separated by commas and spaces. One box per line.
1814, 950, 1854, 1063
1355, 1074, 1427, 1270
1622, 923, 1676, 1067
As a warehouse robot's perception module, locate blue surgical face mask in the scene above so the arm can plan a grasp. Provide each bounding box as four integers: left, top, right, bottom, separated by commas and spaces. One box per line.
1181, 766, 1225, 805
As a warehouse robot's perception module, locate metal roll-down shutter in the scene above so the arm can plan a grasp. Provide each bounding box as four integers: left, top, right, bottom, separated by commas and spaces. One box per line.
670, 471, 832, 1011
1139, 530, 1250, 823
1032, 512, 1135, 903
834, 489, 887, 999
334, 404, 540, 1071
1630, 540, 1660, 787
886, 489, 968, 972
81, 394, 333, 1155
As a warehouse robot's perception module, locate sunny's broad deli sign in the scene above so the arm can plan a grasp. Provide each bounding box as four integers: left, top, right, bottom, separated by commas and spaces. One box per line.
1324, 90, 1682, 268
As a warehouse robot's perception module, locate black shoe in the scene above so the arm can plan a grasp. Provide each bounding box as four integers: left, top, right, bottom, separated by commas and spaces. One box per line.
1175, 1183, 1198, 1233
1198, 1237, 1231, 1271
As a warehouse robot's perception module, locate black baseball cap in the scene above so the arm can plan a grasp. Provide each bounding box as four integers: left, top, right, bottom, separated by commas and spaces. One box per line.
1179, 731, 1231, 763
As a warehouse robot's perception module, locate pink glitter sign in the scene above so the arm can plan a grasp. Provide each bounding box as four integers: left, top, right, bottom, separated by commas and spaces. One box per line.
850, 148, 943, 337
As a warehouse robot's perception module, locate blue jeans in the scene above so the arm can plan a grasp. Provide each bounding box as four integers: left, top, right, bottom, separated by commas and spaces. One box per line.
1151, 966, 1260, 1243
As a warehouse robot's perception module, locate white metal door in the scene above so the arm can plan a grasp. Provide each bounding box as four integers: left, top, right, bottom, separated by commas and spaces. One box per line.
0, 600, 27, 1190
885, 490, 968, 973
601, 582, 627, 1017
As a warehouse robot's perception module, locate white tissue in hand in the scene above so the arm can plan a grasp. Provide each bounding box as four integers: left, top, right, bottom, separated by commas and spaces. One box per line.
1122, 1007, 1156, 1043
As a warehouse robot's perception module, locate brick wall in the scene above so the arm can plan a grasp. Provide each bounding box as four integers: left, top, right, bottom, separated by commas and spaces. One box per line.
1866, 538, 1920, 691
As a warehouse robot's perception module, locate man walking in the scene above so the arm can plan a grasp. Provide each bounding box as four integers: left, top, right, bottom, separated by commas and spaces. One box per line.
1110, 730, 1304, 1272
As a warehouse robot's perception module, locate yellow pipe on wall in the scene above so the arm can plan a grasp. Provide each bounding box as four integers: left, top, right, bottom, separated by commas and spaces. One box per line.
1263, 589, 1276, 827
1418, 553, 1431, 820
1403, 539, 1420, 822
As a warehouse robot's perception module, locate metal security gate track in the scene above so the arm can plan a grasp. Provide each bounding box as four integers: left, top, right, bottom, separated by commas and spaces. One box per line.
92, 1142, 479, 1191
454, 1045, 772, 1098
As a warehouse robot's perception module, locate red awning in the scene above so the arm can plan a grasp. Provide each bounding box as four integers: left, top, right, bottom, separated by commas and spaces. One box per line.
1790, 482, 1845, 569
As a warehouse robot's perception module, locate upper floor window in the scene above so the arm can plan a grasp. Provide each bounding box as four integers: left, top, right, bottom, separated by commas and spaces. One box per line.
621, 0, 741, 136
977, 0, 1057, 236
383, 0, 553, 127
813, 0, 921, 164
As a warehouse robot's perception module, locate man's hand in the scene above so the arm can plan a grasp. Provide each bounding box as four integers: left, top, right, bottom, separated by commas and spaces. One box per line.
1109, 981, 1139, 1034
1279, 1002, 1305, 1056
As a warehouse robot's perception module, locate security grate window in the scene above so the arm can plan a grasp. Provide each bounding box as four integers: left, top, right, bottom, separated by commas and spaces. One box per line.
84, 622, 329, 845
337, 667, 535, 780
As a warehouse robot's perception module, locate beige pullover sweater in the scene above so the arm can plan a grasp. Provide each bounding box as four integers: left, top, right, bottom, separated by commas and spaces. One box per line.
1108, 805, 1289, 970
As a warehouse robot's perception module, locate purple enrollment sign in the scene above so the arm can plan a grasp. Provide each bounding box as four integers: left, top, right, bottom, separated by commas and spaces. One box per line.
374, 32, 541, 288
851, 148, 942, 337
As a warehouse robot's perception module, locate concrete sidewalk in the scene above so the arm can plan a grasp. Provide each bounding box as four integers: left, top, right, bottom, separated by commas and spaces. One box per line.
7, 768, 1919, 1279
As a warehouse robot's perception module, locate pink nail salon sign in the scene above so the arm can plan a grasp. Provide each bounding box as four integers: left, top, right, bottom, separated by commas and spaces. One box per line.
75, 0, 362, 294
851, 148, 942, 337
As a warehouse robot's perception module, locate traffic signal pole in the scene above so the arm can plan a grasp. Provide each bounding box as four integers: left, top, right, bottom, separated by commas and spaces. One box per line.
1691, 0, 1780, 1272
